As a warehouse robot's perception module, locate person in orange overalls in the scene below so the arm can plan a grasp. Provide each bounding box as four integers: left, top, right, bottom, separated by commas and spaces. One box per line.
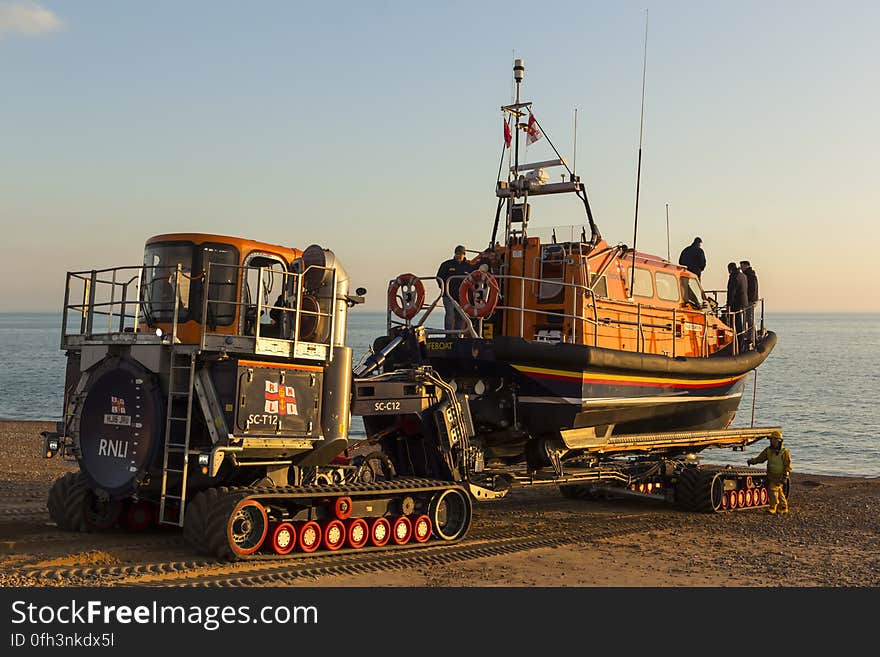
748, 434, 792, 514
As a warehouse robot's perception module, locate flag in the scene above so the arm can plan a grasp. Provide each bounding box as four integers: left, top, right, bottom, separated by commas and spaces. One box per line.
265, 380, 298, 416
503, 118, 512, 148
526, 113, 542, 144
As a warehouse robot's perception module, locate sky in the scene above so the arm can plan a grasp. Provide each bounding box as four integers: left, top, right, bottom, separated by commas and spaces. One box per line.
1, 0, 877, 313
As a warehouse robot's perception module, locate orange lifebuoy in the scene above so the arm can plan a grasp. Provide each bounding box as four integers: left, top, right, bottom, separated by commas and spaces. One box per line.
458, 269, 500, 318
388, 273, 425, 320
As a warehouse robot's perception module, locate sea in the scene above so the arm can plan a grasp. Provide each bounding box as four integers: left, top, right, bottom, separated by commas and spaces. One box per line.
1, 312, 877, 478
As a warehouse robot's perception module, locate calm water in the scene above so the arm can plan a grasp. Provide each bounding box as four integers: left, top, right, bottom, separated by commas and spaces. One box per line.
1, 312, 877, 477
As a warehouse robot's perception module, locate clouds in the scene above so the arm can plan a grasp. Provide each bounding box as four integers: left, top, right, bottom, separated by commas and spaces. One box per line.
0, 1, 63, 38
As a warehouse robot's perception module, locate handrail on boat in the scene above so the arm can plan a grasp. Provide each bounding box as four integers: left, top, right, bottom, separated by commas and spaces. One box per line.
385, 271, 765, 357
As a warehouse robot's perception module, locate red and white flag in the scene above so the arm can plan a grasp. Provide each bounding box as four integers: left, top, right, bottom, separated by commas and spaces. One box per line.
503, 118, 512, 148
526, 113, 542, 144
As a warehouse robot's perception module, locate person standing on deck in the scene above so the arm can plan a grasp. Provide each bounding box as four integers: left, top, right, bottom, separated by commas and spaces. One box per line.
678, 237, 706, 280
726, 262, 748, 349
740, 260, 759, 347
436, 245, 475, 331
748, 434, 792, 514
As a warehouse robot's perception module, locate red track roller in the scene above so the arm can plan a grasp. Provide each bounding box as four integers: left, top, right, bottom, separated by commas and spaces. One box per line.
728, 490, 738, 510
745, 489, 754, 507
297, 520, 322, 553
737, 489, 746, 508
411, 514, 432, 543
392, 516, 413, 545
345, 517, 369, 549
760, 487, 769, 505
369, 517, 391, 547
270, 522, 297, 555
721, 492, 729, 510
333, 497, 353, 520
323, 519, 346, 551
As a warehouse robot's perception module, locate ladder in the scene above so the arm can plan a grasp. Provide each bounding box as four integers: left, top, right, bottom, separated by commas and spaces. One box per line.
158, 347, 197, 526
159, 265, 197, 526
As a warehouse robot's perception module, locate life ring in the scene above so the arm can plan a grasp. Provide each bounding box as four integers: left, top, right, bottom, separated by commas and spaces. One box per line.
458, 269, 500, 318
388, 273, 425, 320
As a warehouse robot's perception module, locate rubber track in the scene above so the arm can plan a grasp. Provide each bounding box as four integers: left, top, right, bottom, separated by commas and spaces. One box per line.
190, 478, 471, 561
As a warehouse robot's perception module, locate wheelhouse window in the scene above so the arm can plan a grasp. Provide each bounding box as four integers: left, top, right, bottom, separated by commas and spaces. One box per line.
680, 276, 704, 309
589, 272, 608, 298
627, 267, 654, 298
655, 271, 680, 302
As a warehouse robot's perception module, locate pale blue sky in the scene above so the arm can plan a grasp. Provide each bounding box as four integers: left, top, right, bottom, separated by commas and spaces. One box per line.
1, 1, 877, 312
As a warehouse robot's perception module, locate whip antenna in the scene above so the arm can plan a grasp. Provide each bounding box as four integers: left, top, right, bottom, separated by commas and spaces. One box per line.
629, 9, 649, 296
665, 203, 670, 262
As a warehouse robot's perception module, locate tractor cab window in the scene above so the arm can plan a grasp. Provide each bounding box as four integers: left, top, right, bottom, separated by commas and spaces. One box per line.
242, 254, 288, 337
200, 243, 239, 327
143, 243, 194, 324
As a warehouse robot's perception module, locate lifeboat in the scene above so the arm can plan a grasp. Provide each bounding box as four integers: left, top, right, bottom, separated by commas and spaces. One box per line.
370, 59, 776, 464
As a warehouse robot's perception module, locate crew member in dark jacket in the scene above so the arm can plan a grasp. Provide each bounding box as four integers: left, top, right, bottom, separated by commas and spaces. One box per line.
726, 262, 748, 350
740, 260, 759, 347
678, 237, 706, 280
436, 245, 475, 331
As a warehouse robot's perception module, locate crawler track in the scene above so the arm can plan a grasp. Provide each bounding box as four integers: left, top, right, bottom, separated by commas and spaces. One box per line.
185, 478, 472, 560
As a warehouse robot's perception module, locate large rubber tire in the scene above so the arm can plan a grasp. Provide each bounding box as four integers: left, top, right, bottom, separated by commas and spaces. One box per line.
183, 487, 226, 555
47, 472, 88, 532
674, 467, 700, 511
692, 470, 726, 513
47, 471, 123, 532
429, 488, 472, 542
202, 490, 253, 561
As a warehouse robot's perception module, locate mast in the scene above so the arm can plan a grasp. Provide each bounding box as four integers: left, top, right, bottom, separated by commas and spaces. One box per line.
495, 59, 601, 247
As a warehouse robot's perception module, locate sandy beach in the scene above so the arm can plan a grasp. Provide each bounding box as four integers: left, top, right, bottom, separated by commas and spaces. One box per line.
0, 419, 877, 588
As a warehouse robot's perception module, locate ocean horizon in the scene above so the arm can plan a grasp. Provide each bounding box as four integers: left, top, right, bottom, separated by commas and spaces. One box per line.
1, 311, 878, 478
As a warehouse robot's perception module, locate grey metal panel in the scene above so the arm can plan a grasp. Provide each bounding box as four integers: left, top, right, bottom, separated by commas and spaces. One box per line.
129, 344, 165, 373
193, 367, 230, 446
80, 345, 109, 371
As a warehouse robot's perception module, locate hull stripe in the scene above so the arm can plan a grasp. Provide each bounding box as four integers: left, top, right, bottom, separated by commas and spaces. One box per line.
514, 364, 744, 388
518, 393, 744, 406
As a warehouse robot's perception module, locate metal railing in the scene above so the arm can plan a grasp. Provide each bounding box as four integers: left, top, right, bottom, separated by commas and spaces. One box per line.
386, 271, 765, 357
62, 265, 157, 346
200, 261, 337, 361
60, 262, 338, 361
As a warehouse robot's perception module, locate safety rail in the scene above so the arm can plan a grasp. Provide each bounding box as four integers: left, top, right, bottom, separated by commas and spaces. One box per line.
60, 262, 338, 362
386, 271, 766, 357
200, 262, 337, 363
61, 265, 164, 348
704, 288, 767, 356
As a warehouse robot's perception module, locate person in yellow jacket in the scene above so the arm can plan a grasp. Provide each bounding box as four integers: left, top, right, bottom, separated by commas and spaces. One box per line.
747, 434, 791, 514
